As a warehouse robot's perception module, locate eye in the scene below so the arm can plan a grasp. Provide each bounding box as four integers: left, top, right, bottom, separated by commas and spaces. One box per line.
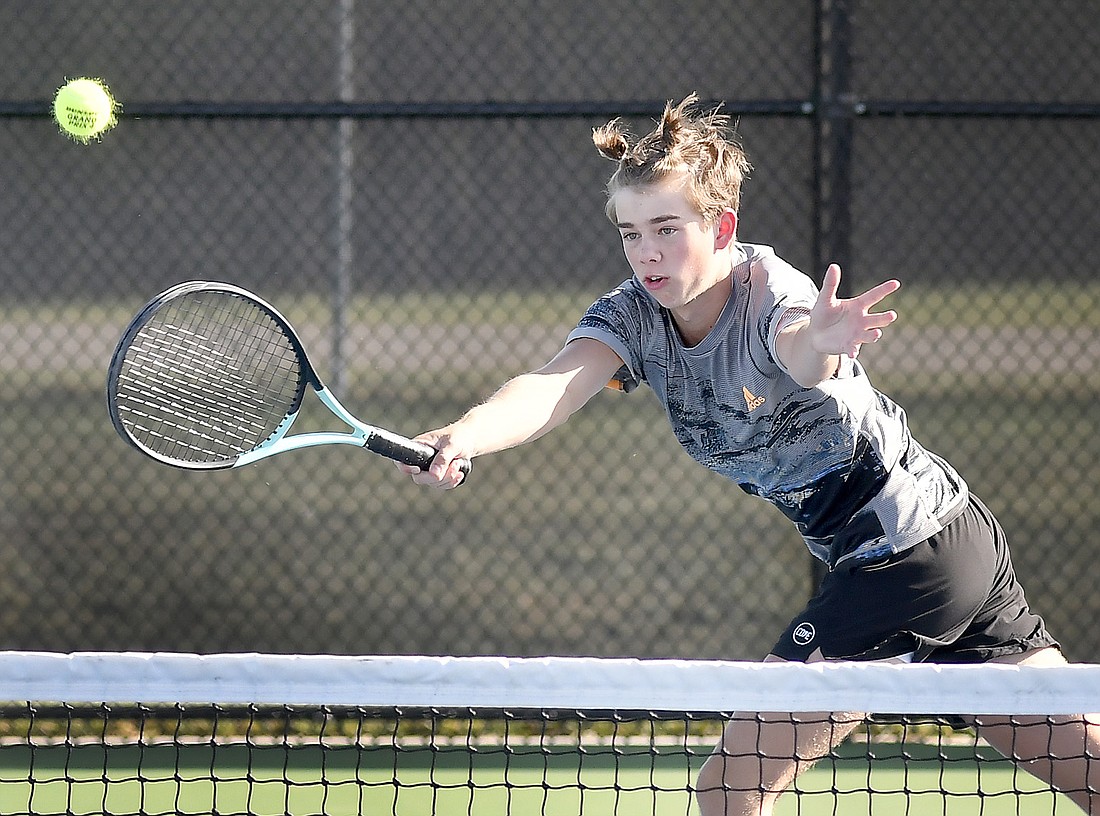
620, 231, 639, 242
658, 226, 676, 235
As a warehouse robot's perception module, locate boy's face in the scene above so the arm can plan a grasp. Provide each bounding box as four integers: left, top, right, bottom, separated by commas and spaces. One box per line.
612, 178, 731, 315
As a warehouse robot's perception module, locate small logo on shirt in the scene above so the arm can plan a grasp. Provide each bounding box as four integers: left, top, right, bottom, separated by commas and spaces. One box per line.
792, 622, 816, 646
743, 386, 766, 412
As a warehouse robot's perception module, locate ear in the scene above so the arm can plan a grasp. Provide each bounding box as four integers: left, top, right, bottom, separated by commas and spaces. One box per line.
714, 210, 738, 250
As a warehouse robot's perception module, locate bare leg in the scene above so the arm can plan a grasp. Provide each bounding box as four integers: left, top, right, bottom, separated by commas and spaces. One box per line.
968, 647, 1100, 814
696, 652, 864, 816
695, 708, 863, 816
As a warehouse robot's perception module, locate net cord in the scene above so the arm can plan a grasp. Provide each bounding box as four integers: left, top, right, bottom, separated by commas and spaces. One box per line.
0, 652, 1095, 716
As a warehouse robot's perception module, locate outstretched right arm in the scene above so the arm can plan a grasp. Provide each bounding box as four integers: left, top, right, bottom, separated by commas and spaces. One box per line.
397, 338, 626, 488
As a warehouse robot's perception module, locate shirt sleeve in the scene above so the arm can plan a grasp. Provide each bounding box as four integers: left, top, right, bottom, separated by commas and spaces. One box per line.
565, 283, 647, 393
756, 252, 821, 376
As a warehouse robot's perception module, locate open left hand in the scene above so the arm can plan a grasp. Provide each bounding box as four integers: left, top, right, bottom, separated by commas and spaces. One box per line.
810, 264, 900, 359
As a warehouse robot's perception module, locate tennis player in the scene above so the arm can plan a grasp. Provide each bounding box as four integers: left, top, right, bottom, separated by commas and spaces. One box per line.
397, 94, 1099, 814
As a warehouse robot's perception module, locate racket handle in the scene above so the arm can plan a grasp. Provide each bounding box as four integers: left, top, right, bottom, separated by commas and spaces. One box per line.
367, 432, 472, 482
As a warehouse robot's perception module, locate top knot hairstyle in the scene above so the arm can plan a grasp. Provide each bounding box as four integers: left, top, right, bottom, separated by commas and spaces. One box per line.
593, 93, 752, 224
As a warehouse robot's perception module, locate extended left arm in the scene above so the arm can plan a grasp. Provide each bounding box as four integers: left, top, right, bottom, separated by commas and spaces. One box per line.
775, 263, 900, 388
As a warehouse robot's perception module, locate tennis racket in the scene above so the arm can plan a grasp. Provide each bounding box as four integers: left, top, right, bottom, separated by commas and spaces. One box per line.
107, 280, 469, 481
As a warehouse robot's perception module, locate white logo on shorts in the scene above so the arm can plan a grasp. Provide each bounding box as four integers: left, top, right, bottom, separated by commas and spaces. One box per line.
792, 622, 816, 646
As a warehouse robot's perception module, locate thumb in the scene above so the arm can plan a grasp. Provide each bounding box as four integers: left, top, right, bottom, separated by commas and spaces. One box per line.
426, 433, 469, 476
820, 264, 843, 303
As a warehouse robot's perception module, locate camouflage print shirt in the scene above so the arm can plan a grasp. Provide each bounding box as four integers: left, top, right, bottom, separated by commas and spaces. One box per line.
567, 243, 968, 568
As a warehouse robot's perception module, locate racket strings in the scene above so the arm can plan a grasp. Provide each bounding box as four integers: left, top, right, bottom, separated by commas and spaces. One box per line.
114, 292, 303, 463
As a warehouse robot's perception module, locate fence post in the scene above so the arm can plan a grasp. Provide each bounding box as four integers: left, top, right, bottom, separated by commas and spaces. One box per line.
813, 0, 856, 277
810, 0, 856, 590
332, 0, 356, 395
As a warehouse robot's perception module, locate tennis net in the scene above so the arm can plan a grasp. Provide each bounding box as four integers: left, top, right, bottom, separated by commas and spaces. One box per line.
0, 651, 1097, 815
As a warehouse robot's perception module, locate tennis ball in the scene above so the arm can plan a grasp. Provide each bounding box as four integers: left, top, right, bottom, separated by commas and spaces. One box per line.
53, 78, 119, 143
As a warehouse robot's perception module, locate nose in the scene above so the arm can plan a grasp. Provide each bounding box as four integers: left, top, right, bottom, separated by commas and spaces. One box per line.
636, 235, 660, 264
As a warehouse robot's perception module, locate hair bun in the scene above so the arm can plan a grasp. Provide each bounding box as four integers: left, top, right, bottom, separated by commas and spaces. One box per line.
592, 120, 632, 162
656, 99, 688, 150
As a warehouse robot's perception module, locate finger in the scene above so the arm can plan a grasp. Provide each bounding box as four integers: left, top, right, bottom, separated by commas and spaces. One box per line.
411, 469, 448, 487
427, 448, 453, 479
847, 327, 886, 357
445, 458, 471, 489
819, 264, 842, 302
855, 278, 901, 309
413, 458, 468, 490
411, 452, 461, 487
862, 309, 898, 329
428, 441, 473, 484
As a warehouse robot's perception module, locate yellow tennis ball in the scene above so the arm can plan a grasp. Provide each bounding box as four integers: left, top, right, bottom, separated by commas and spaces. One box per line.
53, 78, 119, 143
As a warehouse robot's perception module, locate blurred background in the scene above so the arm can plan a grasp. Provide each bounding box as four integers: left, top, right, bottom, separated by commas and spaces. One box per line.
1, 1, 1098, 661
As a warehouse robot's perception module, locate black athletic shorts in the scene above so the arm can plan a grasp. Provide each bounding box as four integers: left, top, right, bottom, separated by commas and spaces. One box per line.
770, 495, 1058, 663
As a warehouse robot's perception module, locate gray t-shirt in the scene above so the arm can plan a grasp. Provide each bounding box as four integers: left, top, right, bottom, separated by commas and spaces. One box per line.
567, 243, 968, 567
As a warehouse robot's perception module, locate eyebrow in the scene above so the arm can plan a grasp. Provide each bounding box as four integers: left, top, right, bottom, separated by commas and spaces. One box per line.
616, 214, 682, 229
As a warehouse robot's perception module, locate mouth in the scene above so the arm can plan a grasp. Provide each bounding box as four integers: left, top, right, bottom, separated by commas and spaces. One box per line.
641, 274, 668, 291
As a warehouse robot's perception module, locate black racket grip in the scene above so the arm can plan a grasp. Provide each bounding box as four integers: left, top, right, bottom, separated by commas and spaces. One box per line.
367, 431, 472, 483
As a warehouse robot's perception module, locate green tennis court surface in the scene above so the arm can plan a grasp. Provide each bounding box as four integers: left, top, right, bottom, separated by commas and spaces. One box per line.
0, 742, 1069, 815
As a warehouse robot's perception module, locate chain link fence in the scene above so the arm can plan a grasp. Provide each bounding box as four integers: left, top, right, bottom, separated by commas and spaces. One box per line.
2, 1, 1098, 661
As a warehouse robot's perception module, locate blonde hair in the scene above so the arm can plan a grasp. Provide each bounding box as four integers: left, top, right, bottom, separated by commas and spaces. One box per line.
592, 93, 751, 224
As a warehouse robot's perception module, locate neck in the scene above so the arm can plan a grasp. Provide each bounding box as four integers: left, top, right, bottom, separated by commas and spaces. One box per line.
672, 271, 733, 347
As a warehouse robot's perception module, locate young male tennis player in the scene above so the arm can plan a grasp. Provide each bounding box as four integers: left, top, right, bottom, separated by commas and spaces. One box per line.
397, 94, 1099, 814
